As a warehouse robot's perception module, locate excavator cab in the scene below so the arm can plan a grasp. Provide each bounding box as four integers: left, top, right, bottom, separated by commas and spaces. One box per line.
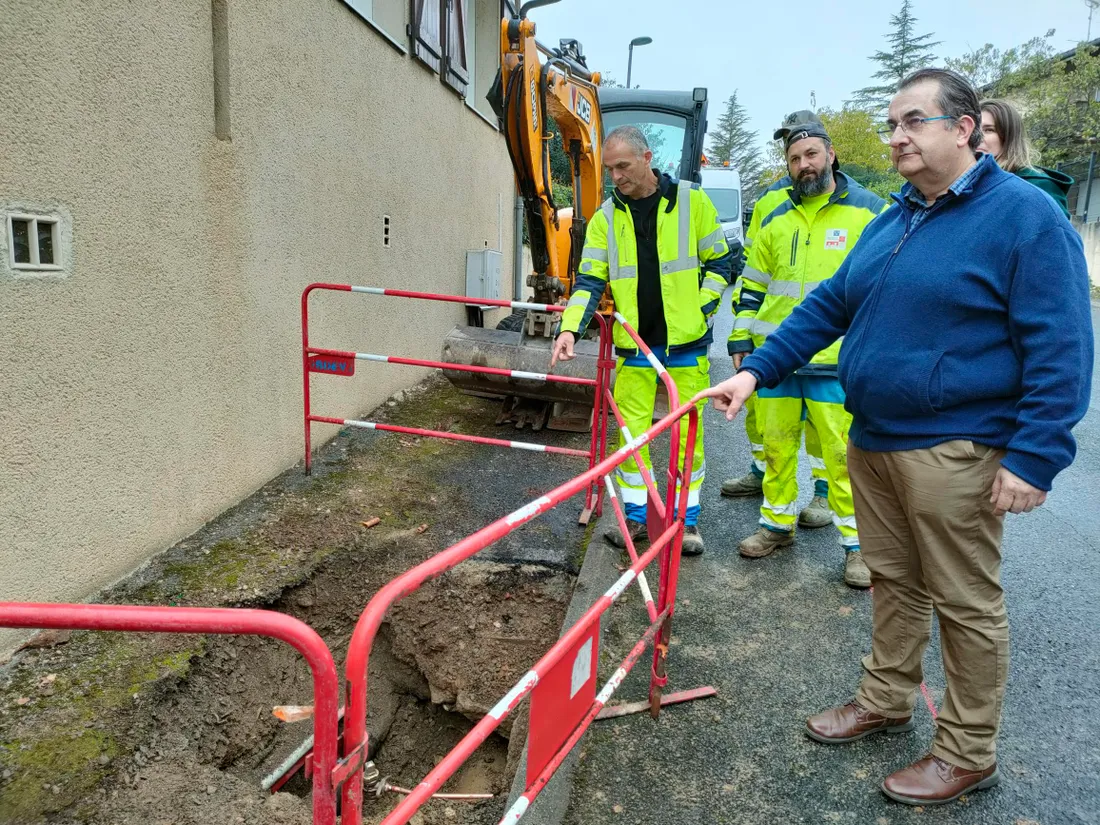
599, 87, 709, 190
440, 1, 709, 431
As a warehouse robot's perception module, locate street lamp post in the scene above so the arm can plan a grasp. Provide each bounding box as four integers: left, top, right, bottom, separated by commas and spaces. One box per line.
626, 36, 653, 89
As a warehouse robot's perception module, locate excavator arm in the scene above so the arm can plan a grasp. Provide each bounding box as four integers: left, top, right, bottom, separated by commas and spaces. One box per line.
495, 5, 605, 334
441, 0, 709, 432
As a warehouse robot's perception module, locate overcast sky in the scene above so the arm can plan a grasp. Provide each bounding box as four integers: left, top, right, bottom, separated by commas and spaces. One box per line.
525, 0, 1095, 153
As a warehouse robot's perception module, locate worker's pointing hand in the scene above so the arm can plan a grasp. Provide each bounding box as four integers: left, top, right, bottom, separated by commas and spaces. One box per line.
549, 332, 576, 370
693, 372, 758, 421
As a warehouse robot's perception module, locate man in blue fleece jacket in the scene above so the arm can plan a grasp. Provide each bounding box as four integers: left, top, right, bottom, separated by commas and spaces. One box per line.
700, 68, 1093, 806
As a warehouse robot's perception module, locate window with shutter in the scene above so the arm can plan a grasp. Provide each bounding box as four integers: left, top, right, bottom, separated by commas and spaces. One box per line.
441, 0, 469, 95
411, 0, 443, 73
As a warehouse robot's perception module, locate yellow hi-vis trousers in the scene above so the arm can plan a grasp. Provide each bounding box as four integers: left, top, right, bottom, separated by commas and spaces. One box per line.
756, 375, 858, 549
614, 347, 709, 526
744, 395, 829, 496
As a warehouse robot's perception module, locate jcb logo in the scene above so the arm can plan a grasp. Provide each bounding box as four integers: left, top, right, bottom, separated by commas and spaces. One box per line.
530, 80, 538, 129
575, 94, 592, 124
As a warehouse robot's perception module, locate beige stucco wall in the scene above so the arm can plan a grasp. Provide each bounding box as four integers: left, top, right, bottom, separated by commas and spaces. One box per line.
1072, 220, 1100, 290
0, 0, 517, 652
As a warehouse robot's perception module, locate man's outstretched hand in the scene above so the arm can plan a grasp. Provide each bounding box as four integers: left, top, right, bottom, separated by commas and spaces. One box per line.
549, 332, 576, 369
694, 371, 759, 420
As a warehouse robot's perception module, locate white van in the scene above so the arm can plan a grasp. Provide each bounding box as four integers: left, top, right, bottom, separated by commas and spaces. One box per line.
700, 165, 743, 259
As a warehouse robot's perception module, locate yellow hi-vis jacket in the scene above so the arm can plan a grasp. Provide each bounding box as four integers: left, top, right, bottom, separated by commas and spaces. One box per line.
729, 172, 888, 372
728, 174, 793, 347
560, 173, 735, 353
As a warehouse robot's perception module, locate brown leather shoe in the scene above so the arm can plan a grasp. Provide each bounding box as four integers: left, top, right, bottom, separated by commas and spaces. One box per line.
881, 754, 999, 806
805, 701, 913, 744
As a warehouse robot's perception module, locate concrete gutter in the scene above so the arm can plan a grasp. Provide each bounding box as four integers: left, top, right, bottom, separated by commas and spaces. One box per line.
502, 511, 620, 823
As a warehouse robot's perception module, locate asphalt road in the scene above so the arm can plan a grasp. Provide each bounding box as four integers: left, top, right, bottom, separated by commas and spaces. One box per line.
562, 297, 1100, 825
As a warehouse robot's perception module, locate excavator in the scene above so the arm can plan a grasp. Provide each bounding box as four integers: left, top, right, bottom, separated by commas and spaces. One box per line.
440, 0, 708, 431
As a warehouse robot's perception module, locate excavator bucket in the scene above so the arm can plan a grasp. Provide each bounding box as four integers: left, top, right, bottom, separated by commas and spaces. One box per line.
440, 324, 601, 432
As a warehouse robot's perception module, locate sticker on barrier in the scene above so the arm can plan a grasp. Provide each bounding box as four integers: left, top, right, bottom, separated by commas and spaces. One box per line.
307, 353, 356, 376
526, 617, 600, 786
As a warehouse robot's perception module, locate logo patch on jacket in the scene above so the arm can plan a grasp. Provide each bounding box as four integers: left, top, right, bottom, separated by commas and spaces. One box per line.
824, 229, 848, 250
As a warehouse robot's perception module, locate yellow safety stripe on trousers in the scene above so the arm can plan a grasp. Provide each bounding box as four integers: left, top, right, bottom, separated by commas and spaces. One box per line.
762, 497, 799, 516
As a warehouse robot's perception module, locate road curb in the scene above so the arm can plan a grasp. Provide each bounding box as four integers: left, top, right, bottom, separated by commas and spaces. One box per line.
502, 510, 620, 823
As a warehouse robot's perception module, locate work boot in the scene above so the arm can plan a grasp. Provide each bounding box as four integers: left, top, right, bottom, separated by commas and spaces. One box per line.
738, 527, 794, 559
680, 525, 704, 557
720, 471, 763, 497
881, 755, 999, 806
844, 550, 871, 588
798, 495, 832, 528
805, 701, 914, 744
604, 519, 648, 550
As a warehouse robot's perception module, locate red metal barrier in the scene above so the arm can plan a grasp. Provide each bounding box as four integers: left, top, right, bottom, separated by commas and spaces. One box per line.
300, 284, 616, 522
329, 315, 711, 825
0, 603, 341, 825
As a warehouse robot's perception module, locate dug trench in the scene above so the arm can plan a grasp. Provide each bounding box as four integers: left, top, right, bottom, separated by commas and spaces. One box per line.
0, 376, 598, 825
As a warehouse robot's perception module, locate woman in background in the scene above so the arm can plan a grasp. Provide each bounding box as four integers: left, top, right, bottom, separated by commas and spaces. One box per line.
980, 99, 1074, 218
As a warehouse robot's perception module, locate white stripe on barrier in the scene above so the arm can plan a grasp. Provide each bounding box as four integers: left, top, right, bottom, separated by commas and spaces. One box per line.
615, 432, 650, 459
349, 286, 385, 295
636, 572, 654, 606
509, 441, 548, 453
355, 353, 389, 362
343, 419, 378, 430
505, 496, 552, 526
612, 312, 666, 374
511, 370, 548, 381
605, 570, 637, 602
512, 301, 553, 312
489, 671, 539, 720
602, 476, 619, 500
498, 795, 531, 824
596, 667, 629, 704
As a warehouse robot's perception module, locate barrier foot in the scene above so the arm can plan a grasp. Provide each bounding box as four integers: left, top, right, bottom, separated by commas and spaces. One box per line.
595, 687, 718, 721
578, 506, 594, 526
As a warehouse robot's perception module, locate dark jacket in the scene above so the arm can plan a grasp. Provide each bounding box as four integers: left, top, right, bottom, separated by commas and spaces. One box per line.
1016, 166, 1074, 219
741, 153, 1094, 491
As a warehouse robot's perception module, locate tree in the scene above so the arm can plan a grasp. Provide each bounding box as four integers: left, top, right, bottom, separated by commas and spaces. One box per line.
818, 107, 906, 198
707, 91, 765, 195
850, 0, 941, 114
944, 31, 1054, 90
992, 44, 1100, 167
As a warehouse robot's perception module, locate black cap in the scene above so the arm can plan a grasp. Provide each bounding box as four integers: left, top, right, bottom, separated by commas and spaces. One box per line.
775, 111, 840, 172
772, 109, 823, 141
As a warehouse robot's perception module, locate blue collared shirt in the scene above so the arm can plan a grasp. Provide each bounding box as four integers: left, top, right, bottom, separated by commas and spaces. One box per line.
900, 156, 984, 232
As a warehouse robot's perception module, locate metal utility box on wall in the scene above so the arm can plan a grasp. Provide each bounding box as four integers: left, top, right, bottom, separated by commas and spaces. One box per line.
465, 249, 502, 299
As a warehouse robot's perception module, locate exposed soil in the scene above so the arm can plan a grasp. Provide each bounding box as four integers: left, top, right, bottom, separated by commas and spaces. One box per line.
0, 376, 590, 824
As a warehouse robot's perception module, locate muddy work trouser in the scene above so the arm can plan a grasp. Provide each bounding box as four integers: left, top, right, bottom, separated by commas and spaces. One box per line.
755, 374, 857, 548
850, 441, 1008, 771
614, 346, 709, 527
745, 394, 828, 497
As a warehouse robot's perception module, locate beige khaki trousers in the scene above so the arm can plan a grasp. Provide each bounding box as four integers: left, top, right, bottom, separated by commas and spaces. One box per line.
849, 440, 1008, 771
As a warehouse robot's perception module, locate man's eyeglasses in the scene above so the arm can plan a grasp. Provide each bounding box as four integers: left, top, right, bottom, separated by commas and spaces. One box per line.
876, 115, 957, 144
